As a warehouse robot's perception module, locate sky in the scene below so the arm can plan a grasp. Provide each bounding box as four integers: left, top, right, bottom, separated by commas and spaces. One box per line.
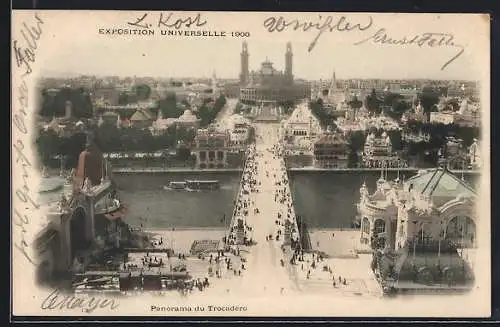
12, 11, 490, 81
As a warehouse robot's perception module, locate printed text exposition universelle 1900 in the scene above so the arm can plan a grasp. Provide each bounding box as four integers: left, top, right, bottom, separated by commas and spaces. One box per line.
98, 28, 251, 38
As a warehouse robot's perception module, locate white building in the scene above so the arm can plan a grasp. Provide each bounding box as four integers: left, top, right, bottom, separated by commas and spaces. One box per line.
454, 98, 481, 127
358, 167, 477, 251
402, 98, 427, 123
430, 111, 455, 125
227, 114, 251, 146
430, 98, 481, 127
281, 102, 323, 152
150, 109, 200, 136
361, 132, 401, 168
150, 108, 177, 136
176, 109, 201, 129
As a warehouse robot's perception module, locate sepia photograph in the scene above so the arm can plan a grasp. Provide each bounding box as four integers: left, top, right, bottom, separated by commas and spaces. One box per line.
11, 11, 490, 317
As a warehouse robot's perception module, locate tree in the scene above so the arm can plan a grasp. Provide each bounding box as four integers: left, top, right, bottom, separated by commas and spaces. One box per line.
134, 84, 151, 101
387, 130, 403, 151
419, 87, 440, 113
39, 87, 93, 118
348, 130, 366, 153
158, 92, 183, 118
310, 99, 330, 128
365, 89, 381, 114
234, 102, 243, 114
198, 104, 213, 127
118, 92, 130, 105
388, 99, 410, 120
35, 129, 62, 166
348, 96, 363, 110
60, 132, 87, 168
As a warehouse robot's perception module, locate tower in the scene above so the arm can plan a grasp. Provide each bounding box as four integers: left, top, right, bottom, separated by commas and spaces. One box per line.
285, 42, 293, 82
211, 70, 218, 97
328, 71, 337, 97
65, 101, 73, 119
240, 42, 249, 85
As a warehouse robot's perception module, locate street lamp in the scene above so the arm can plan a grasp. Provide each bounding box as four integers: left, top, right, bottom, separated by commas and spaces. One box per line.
412, 220, 418, 260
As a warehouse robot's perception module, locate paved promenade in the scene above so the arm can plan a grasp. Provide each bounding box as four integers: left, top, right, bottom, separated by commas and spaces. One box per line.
224, 122, 300, 296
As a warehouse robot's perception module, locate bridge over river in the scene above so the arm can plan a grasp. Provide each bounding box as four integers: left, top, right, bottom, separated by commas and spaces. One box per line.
224, 122, 302, 296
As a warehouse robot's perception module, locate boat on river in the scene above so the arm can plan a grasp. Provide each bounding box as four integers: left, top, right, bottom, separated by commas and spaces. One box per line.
163, 180, 220, 191
164, 181, 187, 190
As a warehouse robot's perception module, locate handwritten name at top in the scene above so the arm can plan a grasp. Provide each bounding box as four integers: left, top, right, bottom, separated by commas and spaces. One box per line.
127, 12, 207, 29
263, 15, 373, 52
354, 28, 465, 71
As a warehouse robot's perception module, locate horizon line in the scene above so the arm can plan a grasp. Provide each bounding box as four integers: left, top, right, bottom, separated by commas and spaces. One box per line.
39, 72, 480, 83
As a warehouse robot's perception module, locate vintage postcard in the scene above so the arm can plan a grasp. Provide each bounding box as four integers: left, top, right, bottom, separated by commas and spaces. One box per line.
11, 11, 490, 317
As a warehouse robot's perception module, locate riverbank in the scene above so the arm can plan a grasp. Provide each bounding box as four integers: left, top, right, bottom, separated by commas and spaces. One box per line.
112, 166, 481, 174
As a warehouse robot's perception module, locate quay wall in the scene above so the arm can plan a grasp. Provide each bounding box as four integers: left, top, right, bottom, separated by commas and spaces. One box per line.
112, 166, 481, 174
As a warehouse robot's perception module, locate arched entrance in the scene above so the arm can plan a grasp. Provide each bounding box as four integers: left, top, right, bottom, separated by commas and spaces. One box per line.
70, 207, 88, 261
445, 216, 476, 248
372, 219, 386, 249
361, 217, 370, 244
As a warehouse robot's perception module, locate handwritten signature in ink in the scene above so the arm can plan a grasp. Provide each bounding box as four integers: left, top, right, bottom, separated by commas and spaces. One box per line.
354, 28, 465, 70
13, 12, 44, 77
12, 13, 43, 266
127, 12, 207, 29
262, 15, 374, 52
41, 288, 120, 314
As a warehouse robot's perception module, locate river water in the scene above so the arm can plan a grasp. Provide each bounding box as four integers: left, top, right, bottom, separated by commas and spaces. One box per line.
113, 171, 480, 229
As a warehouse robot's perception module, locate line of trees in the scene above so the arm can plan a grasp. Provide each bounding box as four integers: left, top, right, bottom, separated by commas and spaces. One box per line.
343, 121, 479, 168
365, 87, 442, 119
39, 87, 93, 118
94, 124, 196, 153
35, 124, 198, 168
35, 130, 87, 168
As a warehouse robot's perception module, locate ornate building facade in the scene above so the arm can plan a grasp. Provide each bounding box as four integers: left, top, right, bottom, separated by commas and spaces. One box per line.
239, 42, 310, 105
357, 168, 477, 292
192, 127, 230, 169
358, 168, 477, 250
34, 137, 127, 283
313, 132, 350, 168
281, 102, 323, 152
361, 132, 401, 168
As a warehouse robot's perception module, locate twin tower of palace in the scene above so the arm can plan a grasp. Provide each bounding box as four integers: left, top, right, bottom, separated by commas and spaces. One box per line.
239, 41, 294, 85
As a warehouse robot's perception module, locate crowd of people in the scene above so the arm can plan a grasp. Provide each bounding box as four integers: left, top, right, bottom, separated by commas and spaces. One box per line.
226, 143, 259, 246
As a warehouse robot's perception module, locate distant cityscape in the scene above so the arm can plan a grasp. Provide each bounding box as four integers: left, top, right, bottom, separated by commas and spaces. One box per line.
36, 41, 481, 173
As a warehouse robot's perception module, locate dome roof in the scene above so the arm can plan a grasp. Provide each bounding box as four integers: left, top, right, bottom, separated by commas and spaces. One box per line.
130, 109, 153, 121
178, 109, 199, 122
288, 104, 314, 124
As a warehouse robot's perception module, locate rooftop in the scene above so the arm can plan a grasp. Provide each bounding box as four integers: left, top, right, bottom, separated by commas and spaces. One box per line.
405, 168, 476, 207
